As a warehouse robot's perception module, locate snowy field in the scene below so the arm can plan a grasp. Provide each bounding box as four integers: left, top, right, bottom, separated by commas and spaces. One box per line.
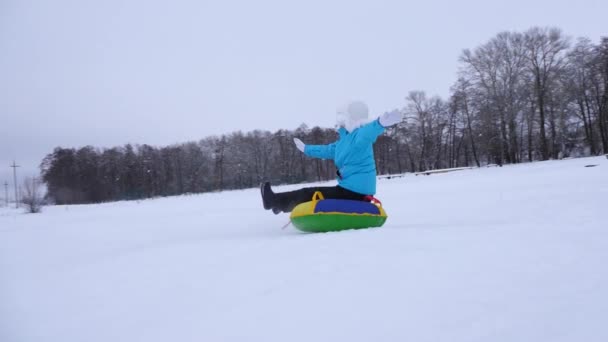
1, 156, 607, 342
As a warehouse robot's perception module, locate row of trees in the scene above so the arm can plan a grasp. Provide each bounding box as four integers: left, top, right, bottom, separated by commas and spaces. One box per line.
452, 28, 608, 165
41, 27, 607, 204
41, 128, 338, 204
372, 27, 607, 172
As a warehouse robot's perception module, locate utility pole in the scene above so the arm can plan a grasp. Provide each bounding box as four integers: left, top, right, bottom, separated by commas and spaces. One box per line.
10, 161, 20, 208
4, 181, 8, 207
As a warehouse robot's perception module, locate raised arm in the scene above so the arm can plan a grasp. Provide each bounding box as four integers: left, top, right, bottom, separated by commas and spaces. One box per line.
355, 111, 403, 145
354, 119, 385, 145
294, 138, 336, 160
305, 143, 337, 160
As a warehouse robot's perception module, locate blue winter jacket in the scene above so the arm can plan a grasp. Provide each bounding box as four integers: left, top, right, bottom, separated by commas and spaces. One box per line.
304, 119, 385, 195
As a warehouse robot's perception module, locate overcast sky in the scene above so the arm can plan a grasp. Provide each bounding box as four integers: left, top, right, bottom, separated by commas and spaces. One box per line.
1, 0, 606, 185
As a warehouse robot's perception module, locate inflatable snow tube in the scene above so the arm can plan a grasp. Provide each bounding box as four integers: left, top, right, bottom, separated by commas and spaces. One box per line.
290, 192, 387, 233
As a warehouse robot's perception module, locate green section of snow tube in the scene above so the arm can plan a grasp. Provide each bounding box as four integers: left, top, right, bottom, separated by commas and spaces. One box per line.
291, 214, 387, 233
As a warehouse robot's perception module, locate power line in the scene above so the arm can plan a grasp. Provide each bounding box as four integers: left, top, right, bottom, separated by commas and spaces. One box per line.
4, 181, 8, 207
10, 161, 20, 208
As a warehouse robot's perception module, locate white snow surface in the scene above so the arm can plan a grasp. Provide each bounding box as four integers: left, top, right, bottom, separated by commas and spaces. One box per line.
1, 157, 607, 342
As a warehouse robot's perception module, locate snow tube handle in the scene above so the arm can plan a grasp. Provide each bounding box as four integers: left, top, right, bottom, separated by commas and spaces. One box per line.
364, 195, 383, 207
312, 191, 325, 202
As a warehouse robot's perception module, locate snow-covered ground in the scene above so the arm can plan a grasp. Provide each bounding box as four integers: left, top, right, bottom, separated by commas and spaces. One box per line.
1, 156, 607, 342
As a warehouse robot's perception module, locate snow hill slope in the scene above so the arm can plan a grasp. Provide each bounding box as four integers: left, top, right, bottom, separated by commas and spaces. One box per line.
1, 156, 607, 342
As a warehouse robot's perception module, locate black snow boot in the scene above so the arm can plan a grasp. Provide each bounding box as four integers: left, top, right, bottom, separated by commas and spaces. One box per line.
260, 182, 273, 209
260, 182, 282, 215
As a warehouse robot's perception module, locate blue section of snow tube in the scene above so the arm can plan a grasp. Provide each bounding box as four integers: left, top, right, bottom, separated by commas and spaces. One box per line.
314, 199, 381, 215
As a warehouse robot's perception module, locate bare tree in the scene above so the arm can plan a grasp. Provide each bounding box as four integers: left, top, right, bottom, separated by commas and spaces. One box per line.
596, 37, 608, 152
451, 78, 481, 166
22, 177, 44, 213
459, 31, 529, 164
524, 27, 570, 160
566, 38, 600, 154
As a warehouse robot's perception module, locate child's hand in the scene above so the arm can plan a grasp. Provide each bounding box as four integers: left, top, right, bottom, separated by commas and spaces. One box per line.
379, 111, 404, 127
294, 138, 306, 152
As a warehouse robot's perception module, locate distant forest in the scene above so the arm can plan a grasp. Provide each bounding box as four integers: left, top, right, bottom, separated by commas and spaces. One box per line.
42, 27, 608, 204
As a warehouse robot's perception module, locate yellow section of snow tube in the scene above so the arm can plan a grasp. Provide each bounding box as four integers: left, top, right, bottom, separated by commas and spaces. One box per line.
290, 192, 388, 233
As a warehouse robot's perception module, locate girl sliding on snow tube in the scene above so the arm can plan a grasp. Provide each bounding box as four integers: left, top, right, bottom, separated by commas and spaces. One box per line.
261, 101, 403, 214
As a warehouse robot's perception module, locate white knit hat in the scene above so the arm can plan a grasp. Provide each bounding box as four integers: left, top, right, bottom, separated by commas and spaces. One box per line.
336, 101, 370, 132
